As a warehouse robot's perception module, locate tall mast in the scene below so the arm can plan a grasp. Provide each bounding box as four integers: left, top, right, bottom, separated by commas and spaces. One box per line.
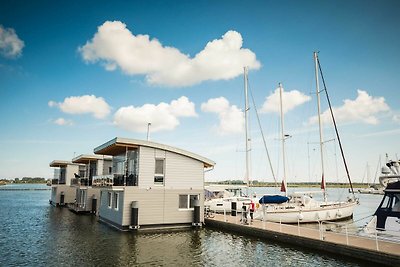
244, 67, 250, 188
314, 52, 327, 202
279, 83, 287, 197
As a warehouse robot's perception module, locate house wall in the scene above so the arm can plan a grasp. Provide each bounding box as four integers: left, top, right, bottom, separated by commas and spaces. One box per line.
138, 146, 204, 190
120, 187, 204, 227
50, 185, 76, 205
99, 188, 124, 226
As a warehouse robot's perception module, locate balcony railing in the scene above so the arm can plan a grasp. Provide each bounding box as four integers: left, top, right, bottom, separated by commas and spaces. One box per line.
92, 174, 138, 187
51, 179, 66, 185
71, 178, 91, 187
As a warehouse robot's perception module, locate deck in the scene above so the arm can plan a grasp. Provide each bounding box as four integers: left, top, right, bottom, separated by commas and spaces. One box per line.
205, 213, 400, 266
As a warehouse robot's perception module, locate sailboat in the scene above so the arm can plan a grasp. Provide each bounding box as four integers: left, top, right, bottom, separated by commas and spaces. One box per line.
254, 52, 358, 223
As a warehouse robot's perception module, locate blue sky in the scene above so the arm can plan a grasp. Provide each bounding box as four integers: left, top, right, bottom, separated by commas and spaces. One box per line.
1, 0, 399, 184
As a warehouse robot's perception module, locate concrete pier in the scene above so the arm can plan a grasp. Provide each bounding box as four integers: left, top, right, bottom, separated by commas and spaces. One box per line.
205, 214, 400, 266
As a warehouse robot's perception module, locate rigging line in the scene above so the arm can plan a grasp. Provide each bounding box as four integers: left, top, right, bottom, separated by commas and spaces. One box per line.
317, 58, 355, 196
248, 83, 278, 187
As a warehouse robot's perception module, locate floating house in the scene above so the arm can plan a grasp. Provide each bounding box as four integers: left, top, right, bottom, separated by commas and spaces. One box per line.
49, 160, 84, 206
69, 154, 112, 214
92, 137, 215, 231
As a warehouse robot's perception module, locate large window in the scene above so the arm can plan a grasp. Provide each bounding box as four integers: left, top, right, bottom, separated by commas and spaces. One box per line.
113, 193, 119, 210
179, 194, 199, 210
154, 159, 165, 185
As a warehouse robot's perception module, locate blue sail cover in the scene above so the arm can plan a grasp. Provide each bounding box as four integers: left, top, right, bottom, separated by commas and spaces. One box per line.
259, 195, 289, 204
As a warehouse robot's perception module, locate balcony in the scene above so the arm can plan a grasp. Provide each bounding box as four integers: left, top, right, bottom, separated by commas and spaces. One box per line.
92, 174, 138, 187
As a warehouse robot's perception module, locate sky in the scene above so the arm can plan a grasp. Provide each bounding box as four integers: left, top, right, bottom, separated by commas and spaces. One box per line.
1, 0, 399, 184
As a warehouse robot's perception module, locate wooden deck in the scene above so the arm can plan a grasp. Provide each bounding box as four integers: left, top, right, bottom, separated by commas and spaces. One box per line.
205, 213, 400, 266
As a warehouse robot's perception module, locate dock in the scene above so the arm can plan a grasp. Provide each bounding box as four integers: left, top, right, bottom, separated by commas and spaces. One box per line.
205, 214, 400, 266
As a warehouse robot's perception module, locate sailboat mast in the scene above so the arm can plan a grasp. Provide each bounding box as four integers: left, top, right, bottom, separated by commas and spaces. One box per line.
244, 67, 250, 188
314, 52, 327, 201
279, 83, 288, 197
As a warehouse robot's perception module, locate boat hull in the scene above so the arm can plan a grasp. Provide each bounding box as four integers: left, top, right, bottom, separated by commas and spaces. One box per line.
254, 200, 357, 223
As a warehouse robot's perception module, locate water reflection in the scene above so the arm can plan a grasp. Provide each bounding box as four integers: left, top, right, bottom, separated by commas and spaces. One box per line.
0, 187, 370, 266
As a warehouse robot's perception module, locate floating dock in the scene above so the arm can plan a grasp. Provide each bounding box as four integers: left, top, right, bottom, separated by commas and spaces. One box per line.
205, 214, 400, 266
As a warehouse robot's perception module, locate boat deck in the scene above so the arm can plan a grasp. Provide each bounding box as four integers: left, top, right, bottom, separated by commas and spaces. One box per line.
205, 213, 400, 266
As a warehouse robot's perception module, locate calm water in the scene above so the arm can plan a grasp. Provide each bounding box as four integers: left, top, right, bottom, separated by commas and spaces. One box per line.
0, 184, 378, 266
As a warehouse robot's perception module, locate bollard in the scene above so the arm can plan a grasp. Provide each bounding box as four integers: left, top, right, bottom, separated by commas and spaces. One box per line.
60, 192, 65, 206
129, 201, 139, 230
192, 198, 201, 227
91, 195, 97, 214
231, 202, 237, 216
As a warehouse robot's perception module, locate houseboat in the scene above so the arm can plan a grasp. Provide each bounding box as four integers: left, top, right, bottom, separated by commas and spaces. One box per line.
69, 154, 112, 214
49, 160, 84, 206
92, 137, 215, 231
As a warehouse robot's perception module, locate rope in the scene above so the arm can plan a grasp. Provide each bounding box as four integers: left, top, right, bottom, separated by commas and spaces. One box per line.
248, 83, 278, 187
317, 57, 355, 196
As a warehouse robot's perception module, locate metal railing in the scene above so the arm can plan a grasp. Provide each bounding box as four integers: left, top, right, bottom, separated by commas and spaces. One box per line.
92, 174, 138, 187
206, 206, 400, 253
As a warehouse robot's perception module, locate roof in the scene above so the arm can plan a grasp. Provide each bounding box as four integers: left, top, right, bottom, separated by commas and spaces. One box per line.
72, 154, 112, 164
49, 160, 82, 168
94, 137, 215, 168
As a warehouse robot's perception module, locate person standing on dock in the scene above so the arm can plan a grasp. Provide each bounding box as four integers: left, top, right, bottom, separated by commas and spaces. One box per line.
249, 200, 255, 222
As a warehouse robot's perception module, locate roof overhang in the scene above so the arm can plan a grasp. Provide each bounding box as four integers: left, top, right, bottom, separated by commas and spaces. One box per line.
94, 137, 215, 168
49, 160, 75, 168
72, 154, 112, 164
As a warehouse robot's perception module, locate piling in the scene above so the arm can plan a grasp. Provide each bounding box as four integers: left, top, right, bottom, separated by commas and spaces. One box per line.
130, 201, 139, 230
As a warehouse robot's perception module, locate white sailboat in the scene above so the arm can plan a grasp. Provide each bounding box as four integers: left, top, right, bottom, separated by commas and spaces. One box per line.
254, 52, 358, 223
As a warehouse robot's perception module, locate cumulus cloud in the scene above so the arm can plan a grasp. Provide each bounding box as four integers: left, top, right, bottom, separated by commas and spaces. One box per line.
393, 114, 400, 123
201, 97, 244, 135
48, 95, 111, 119
53, 118, 73, 126
79, 21, 260, 87
0, 25, 24, 58
308, 90, 390, 125
260, 87, 311, 114
113, 96, 197, 132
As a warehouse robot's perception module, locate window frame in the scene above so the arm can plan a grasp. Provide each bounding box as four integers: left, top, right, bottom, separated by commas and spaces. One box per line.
154, 158, 165, 185
107, 192, 112, 209
178, 194, 199, 210
113, 192, 119, 210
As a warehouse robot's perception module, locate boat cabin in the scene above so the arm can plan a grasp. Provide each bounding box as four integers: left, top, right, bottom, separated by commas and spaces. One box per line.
92, 137, 215, 231
374, 181, 400, 232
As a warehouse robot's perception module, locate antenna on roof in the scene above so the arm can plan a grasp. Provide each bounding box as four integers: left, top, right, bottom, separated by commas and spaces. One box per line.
147, 122, 151, 141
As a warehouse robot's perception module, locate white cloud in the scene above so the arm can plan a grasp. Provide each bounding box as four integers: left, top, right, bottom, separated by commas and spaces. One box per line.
260, 87, 311, 114
113, 96, 197, 132
0, 25, 24, 58
393, 114, 400, 123
53, 118, 73, 126
201, 97, 244, 135
48, 95, 111, 119
79, 21, 260, 87
308, 90, 390, 125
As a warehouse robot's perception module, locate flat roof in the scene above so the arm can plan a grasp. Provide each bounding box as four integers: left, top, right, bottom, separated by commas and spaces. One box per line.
94, 137, 215, 168
72, 154, 112, 164
49, 160, 83, 168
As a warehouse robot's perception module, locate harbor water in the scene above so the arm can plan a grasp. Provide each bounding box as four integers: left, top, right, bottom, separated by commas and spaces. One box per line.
0, 184, 379, 266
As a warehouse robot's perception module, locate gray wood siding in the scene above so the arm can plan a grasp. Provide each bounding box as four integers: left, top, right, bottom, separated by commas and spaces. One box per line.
99, 189, 124, 226
138, 146, 155, 188
121, 188, 204, 226
50, 185, 75, 204
164, 151, 203, 189
138, 147, 204, 189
